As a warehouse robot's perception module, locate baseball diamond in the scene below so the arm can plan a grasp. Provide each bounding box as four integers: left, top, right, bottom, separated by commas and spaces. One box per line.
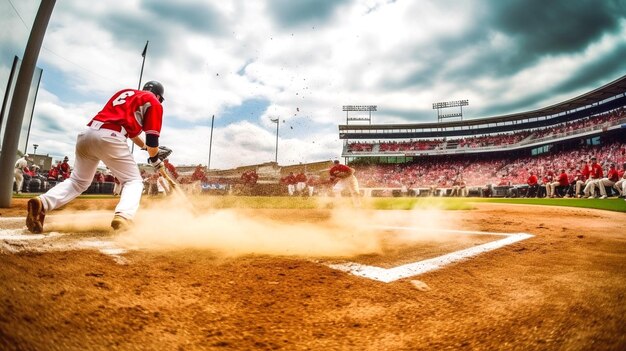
3, 2, 626, 349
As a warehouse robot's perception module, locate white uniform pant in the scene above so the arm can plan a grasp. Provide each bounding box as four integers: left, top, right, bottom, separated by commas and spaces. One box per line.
333, 175, 360, 197
39, 128, 144, 220
615, 178, 626, 195
14, 169, 24, 193
296, 182, 306, 193
287, 184, 295, 196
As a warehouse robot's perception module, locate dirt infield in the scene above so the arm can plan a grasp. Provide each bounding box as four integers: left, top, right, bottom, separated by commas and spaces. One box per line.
1, 198, 625, 350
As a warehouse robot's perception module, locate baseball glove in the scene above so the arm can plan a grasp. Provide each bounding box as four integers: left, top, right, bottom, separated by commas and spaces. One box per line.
156, 146, 172, 161
334, 171, 350, 179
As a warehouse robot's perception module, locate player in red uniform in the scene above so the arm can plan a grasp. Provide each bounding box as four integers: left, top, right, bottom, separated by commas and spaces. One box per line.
614, 163, 626, 198
26, 81, 167, 233
60, 156, 71, 179
598, 163, 619, 198
583, 156, 604, 198
329, 159, 360, 205
285, 172, 297, 196
575, 160, 590, 197
163, 159, 178, 180
526, 171, 539, 198
295, 171, 307, 195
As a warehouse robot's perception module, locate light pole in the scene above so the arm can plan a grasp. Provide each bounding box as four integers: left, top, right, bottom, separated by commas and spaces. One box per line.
33, 144, 38, 154
270, 117, 279, 163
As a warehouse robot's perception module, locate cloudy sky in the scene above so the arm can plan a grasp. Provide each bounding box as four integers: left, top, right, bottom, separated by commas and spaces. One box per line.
1, 0, 626, 169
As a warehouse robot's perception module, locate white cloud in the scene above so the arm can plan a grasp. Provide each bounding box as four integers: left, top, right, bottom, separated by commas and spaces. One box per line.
1, 0, 624, 170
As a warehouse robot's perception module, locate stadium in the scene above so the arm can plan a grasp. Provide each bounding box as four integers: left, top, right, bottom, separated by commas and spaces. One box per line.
2, 2, 626, 351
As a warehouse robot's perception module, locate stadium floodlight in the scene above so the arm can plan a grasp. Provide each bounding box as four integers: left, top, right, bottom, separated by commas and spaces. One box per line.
343, 105, 377, 112
343, 105, 377, 126
432, 100, 469, 109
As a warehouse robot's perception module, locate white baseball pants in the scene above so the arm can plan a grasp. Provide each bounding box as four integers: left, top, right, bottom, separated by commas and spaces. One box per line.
39, 128, 144, 219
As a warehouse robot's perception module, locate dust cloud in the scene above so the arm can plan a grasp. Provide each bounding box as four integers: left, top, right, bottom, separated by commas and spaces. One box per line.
114, 194, 460, 258
42, 193, 462, 258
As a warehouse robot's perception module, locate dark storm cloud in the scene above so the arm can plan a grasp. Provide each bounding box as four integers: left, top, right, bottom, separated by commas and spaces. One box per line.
383, 0, 626, 91
489, 0, 624, 56
36, 113, 65, 133
551, 43, 626, 95
93, 1, 226, 59
141, 1, 225, 34
267, 0, 350, 28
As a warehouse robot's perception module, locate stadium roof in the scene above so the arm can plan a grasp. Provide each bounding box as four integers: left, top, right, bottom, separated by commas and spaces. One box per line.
339, 73, 626, 132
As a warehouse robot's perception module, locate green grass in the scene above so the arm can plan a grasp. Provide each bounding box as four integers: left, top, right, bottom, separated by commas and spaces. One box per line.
470, 197, 626, 213
14, 193, 626, 212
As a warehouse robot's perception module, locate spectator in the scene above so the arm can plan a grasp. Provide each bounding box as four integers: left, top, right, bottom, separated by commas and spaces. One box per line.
60, 156, 71, 179
14, 154, 33, 194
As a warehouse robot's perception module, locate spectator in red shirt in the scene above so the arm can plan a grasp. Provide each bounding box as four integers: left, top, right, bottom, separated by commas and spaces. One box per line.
527, 171, 539, 198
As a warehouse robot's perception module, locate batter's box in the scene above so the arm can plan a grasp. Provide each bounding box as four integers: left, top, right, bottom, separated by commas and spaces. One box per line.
326, 226, 533, 283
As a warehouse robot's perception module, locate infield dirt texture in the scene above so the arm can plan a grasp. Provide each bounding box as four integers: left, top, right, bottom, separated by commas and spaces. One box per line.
1, 197, 625, 350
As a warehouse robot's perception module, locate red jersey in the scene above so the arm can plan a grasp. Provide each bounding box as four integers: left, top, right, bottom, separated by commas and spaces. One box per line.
606, 168, 619, 182
91, 89, 163, 139
295, 173, 307, 183
589, 163, 603, 179
329, 164, 352, 178
285, 174, 297, 185
558, 172, 569, 186
527, 175, 538, 186
581, 164, 590, 180
191, 167, 205, 182
165, 161, 178, 179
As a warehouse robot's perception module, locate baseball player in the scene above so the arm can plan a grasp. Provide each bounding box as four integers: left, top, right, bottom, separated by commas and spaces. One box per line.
285, 172, 297, 196
26, 81, 168, 233
13, 154, 31, 194
60, 156, 71, 179
329, 159, 361, 205
575, 160, 590, 197
613, 163, 626, 197
597, 163, 619, 198
295, 171, 307, 195
583, 156, 604, 198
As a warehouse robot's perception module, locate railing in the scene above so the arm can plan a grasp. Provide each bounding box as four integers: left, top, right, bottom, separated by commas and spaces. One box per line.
342, 118, 625, 157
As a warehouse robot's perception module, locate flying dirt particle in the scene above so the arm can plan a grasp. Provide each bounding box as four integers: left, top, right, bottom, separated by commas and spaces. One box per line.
410, 280, 431, 292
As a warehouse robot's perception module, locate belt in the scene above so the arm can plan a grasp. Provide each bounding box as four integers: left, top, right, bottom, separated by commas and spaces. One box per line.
87, 120, 124, 133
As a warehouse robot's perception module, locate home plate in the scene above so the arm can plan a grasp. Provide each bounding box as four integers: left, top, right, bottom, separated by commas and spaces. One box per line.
326, 227, 533, 283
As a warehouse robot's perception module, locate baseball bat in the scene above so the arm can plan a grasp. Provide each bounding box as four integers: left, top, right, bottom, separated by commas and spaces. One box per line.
159, 168, 178, 189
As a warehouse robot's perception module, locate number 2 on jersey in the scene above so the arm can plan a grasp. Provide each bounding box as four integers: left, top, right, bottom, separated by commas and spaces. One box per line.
112, 91, 135, 106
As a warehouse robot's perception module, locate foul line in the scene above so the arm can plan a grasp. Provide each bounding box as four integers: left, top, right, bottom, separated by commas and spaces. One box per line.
327, 227, 533, 283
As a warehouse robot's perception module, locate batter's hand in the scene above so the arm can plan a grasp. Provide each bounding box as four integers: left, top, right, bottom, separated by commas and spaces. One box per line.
148, 155, 163, 170
156, 146, 173, 161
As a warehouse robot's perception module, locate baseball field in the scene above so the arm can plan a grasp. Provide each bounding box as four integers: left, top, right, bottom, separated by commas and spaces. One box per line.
1, 195, 625, 350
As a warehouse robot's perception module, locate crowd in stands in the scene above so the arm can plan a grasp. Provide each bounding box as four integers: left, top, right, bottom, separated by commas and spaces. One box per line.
352, 139, 626, 198
532, 108, 624, 140
346, 108, 625, 154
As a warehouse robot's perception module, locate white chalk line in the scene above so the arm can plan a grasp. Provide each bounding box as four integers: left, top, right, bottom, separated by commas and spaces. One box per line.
0, 227, 128, 264
327, 227, 534, 283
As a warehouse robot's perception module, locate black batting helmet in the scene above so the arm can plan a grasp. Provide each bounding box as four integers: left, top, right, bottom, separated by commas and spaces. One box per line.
142, 81, 164, 103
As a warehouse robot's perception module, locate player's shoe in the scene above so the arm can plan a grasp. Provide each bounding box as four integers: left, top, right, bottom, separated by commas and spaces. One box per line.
111, 214, 133, 231
587, 195, 595, 199
26, 197, 45, 234
599, 195, 607, 199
